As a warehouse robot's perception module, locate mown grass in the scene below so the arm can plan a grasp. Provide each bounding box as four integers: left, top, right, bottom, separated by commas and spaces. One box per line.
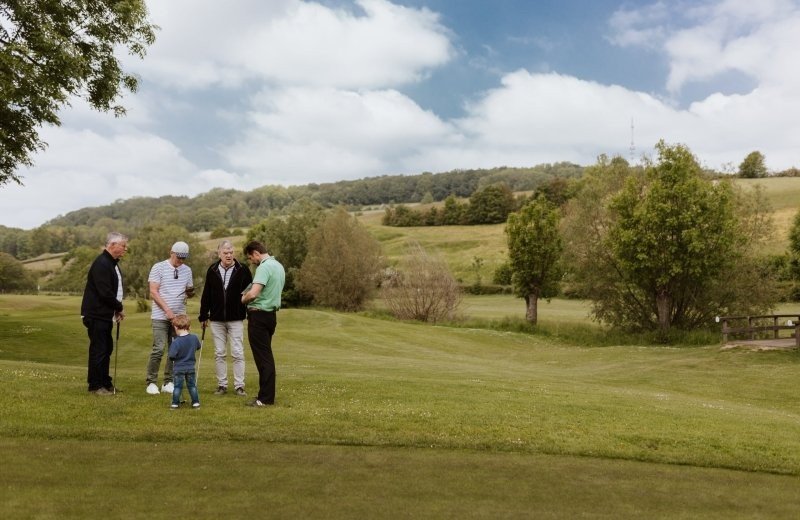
3, 294, 800, 518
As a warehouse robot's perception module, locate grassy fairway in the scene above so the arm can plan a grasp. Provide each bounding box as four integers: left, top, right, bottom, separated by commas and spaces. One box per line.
2, 295, 800, 518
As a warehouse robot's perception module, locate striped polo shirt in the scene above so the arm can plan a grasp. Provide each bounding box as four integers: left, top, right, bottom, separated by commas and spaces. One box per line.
148, 259, 193, 320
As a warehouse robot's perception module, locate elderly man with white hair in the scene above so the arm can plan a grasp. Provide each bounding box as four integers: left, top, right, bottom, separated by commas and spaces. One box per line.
198, 240, 253, 396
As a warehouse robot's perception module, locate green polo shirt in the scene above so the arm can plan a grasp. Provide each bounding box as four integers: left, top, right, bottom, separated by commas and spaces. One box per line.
249, 256, 285, 311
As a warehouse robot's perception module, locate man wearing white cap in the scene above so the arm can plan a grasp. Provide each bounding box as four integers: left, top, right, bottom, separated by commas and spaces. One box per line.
145, 241, 195, 395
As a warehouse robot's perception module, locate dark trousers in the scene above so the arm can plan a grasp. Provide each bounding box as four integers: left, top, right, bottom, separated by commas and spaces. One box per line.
247, 310, 277, 404
84, 317, 114, 391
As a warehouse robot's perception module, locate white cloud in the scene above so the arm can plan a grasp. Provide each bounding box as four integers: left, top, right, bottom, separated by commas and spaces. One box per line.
608, 0, 800, 92
137, 0, 452, 89
0, 126, 236, 228
607, 1, 670, 48
667, 3, 800, 91
424, 71, 684, 170
224, 86, 455, 183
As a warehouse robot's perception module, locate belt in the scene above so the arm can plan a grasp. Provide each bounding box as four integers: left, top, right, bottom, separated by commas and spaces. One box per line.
248, 307, 277, 312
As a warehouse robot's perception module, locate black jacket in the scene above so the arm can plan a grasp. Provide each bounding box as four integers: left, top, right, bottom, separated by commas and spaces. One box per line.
81, 249, 124, 320
198, 259, 253, 322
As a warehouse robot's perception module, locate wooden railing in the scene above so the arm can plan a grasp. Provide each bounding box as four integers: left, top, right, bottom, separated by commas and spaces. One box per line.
717, 314, 800, 347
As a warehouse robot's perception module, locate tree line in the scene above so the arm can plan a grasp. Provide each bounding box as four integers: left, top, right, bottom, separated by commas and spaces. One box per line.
0, 164, 583, 261
382, 177, 575, 226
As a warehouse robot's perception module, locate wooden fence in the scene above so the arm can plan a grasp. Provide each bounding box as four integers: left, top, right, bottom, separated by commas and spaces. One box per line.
718, 314, 800, 348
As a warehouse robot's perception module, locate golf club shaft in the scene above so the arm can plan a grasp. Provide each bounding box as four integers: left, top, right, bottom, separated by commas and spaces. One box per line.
113, 320, 120, 394
197, 323, 205, 381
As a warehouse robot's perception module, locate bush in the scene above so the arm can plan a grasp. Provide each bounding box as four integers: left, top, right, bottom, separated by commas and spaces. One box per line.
209, 226, 230, 239
0, 252, 37, 292
493, 261, 513, 285
382, 243, 462, 322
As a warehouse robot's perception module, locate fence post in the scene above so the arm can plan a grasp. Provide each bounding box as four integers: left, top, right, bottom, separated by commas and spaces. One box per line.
721, 318, 729, 343
774, 316, 779, 339
795, 323, 799, 349
749, 316, 755, 340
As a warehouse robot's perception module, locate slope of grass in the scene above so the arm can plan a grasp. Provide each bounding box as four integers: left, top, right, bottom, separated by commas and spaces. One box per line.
360, 209, 506, 283
3, 294, 800, 518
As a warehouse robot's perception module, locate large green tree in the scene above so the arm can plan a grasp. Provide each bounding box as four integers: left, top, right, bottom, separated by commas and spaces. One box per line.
564, 142, 776, 332
0, 0, 156, 186
505, 196, 563, 324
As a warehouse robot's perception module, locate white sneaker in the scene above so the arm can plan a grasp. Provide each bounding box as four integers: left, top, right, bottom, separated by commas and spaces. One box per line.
146, 383, 159, 395
161, 382, 174, 393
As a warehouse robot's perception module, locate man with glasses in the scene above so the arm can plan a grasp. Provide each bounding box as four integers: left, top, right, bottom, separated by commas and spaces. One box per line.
198, 240, 253, 397
145, 241, 195, 395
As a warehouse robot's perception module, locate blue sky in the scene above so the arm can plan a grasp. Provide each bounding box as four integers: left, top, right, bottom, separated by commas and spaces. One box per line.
1, 0, 798, 229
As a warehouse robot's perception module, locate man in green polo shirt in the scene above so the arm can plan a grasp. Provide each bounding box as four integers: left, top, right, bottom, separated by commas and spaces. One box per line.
241, 240, 286, 407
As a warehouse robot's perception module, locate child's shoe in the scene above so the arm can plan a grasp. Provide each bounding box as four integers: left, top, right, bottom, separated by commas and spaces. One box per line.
192, 402, 200, 408
170, 403, 179, 409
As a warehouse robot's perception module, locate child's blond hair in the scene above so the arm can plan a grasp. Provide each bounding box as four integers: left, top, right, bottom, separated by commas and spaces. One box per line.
171, 314, 191, 331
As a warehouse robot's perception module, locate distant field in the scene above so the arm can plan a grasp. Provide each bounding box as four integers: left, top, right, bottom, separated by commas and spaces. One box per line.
20, 252, 66, 272
736, 177, 800, 254
737, 177, 800, 211
360, 208, 506, 282
360, 177, 800, 281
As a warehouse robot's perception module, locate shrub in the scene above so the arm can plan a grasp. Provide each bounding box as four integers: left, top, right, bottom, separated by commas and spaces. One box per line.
382, 243, 462, 322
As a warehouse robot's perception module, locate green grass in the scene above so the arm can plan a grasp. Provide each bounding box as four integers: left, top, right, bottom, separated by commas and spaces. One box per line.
3, 294, 800, 517
734, 177, 800, 254
736, 177, 800, 212
359, 209, 507, 283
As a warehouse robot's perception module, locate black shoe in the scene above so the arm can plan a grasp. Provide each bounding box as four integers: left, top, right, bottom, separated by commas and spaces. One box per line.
214, 386, 227, 395
234, 387, 247, 396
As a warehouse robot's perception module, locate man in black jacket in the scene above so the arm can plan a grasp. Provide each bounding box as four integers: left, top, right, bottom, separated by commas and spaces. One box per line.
199, 240, 253, 396
81, 232, 128, 395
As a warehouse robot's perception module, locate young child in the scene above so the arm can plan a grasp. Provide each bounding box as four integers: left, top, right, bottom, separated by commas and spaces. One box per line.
167, 314, 201, 409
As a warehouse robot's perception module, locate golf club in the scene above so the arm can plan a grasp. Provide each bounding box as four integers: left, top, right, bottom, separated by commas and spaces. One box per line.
197, 322, 206, 382
113, 319, 120, 395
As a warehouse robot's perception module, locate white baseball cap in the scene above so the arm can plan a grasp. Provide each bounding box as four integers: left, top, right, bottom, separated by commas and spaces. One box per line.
171, 241, 190, 258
